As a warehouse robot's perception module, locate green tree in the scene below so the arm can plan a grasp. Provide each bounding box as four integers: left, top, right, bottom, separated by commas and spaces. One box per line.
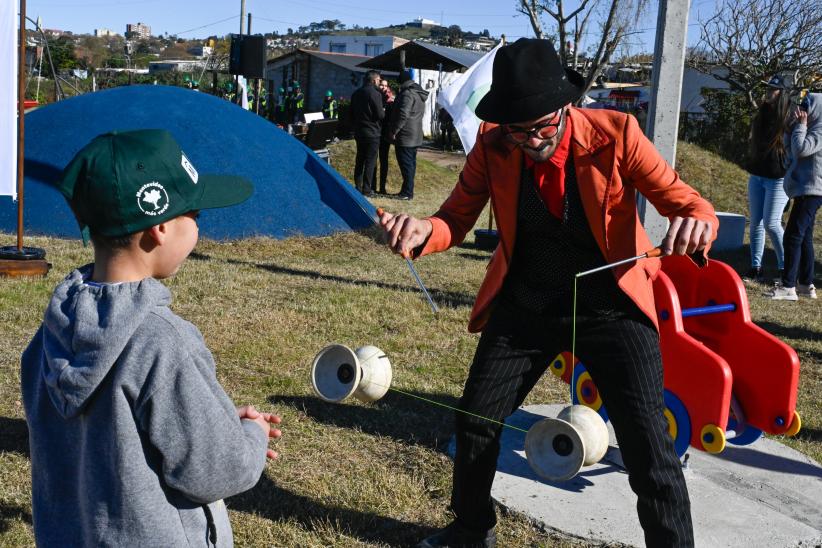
44, 36, 78, 77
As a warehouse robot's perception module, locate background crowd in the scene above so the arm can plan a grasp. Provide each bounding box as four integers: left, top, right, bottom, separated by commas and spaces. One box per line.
742, 75, 821, 302
350, 69, 428, 200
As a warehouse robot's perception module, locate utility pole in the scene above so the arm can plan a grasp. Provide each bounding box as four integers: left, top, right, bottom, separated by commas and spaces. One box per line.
641, 0, 691, 244
240, 0, 246, 35
0, 0, 50, 276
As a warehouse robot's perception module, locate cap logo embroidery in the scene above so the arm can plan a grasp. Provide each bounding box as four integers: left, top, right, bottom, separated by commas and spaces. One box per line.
137, 182, 170, 216
181, 153, 199, 184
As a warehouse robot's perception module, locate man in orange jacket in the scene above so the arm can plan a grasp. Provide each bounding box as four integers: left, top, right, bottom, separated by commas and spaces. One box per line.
380, 39, 717, 548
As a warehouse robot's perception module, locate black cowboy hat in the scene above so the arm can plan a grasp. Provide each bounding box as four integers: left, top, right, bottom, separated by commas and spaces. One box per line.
476, 38, 585, 124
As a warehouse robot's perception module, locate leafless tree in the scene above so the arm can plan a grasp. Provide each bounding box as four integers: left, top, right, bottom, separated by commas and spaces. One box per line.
515, 0, 649, 96
688, 0, 822, 108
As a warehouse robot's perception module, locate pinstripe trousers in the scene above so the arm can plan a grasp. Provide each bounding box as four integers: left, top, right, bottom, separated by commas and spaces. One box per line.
451, 296, 694, 548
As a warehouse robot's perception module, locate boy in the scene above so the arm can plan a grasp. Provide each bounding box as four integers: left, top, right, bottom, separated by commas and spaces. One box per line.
21, 129, 281, 547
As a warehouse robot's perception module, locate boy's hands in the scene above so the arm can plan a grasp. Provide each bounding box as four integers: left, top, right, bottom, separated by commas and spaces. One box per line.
237, 405, 282, 460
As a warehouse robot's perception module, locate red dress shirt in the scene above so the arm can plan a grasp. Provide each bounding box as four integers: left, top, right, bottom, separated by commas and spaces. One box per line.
523, 114, 573, 219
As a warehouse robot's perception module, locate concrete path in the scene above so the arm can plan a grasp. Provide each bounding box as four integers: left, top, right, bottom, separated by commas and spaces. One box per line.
451, 404, 822, 547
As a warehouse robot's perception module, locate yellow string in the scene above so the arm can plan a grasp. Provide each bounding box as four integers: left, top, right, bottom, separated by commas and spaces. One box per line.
357, 381, 530, 434
570, 274, 579, 403
385, 386, 530, 434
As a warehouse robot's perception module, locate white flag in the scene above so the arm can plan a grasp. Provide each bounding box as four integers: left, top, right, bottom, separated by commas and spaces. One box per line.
1, 0, 17, 199
238, 75, 249, 110
437, 43, 502, 155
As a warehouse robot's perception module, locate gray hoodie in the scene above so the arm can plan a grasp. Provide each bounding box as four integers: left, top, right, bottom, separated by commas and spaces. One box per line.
21, 266, 268, 547
784, 92, 822, 198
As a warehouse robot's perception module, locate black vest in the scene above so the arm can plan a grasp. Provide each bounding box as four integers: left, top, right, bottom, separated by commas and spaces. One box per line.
500, 158, 634, 316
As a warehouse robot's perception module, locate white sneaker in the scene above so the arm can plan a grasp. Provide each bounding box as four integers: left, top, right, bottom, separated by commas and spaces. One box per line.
769, 285, 798, 301
797, 284, 818, 299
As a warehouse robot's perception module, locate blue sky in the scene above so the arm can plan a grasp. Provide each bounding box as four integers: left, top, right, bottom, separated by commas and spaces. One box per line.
27, 0, 718, 55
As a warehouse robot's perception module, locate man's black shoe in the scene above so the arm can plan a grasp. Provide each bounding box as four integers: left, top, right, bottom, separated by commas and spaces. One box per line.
416, 521, 496, 548
394, 193, 413, 201
362, 190, 376, 198
741, 267, 764, 283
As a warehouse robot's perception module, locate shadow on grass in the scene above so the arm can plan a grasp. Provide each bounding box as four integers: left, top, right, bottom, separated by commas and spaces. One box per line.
755, 321, 822, 342
796, 427, 822, 444
228, 475, 437, 546
0, 502, 32, 534
754, 321, 822, 363
189, 252, 476, 309
0, 417, 29, 458
455, 252, 491, 262
270, 391, 459, 451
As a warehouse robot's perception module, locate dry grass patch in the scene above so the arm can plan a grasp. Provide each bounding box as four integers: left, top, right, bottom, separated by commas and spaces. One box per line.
0, 140, 817, 546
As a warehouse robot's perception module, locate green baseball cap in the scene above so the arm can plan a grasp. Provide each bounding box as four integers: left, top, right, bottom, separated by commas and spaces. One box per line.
56, 129, 253, 242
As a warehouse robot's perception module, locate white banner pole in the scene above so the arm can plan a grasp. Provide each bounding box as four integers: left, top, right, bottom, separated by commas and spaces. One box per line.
0, 0, 18, 200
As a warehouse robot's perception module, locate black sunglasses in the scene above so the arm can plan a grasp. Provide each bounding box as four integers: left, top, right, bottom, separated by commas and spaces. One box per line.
504, 110, 565, 144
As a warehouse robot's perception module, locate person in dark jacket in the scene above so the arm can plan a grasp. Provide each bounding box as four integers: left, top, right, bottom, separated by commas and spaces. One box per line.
284, 85, 294, 126
388, 70, 429, 200
274, 86, 287, 126
377, 79, 395, 194
742, 75, 791, 283
350, 70, 385, 196
438, 106, 455, 151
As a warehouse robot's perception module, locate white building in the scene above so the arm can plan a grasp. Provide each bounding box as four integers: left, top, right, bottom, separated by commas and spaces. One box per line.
680, 66, 731, 114
188, 45, 213, 59
406, 17, 439, 28
126, 22, 151, 39
318, 35, 407, 57
149, 60, 207, 74
94, 28, 117, 37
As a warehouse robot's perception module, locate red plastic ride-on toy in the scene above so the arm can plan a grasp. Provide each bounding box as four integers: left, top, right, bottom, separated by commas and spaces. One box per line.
549, 256, 801, 457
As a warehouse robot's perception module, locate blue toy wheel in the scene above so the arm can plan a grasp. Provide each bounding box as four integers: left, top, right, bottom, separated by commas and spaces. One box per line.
726, 416, 764, 446
663, 390, 691, 458
571, 364, 609, 423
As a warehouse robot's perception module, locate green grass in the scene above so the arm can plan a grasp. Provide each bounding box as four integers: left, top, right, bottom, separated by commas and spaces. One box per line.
0, 140, 818, 546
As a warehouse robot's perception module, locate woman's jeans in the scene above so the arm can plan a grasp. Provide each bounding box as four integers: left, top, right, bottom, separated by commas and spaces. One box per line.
747, 174, 788, 269
782, 195, 822, 288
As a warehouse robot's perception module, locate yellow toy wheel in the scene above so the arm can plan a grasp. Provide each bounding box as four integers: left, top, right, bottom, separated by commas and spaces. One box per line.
575, 370, 603, 411
785, 411, 802, 437
549, 353, 568, 380
700, 424, 726, 453
664, 408, 677, 440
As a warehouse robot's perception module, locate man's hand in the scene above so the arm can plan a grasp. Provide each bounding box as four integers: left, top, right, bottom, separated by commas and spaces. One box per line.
378, 209, 433, 257
661, 216, 713, 256
237, 405, 283, 460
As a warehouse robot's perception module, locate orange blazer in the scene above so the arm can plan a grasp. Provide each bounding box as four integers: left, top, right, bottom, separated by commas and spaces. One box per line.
418, 107, 719, 333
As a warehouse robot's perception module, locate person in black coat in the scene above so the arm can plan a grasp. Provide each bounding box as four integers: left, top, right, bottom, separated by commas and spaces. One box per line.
377, 79, 395, 194
388, 70, 429, 200
350, 70, 385, 196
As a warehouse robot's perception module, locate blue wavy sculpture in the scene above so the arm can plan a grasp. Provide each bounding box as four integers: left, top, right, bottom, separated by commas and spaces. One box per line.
1, 85, 374, 240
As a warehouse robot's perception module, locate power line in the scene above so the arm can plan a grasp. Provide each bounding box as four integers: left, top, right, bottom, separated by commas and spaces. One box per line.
255, 16, 304, 27
262, 0, 398, 25
171, 15, 239, 36
30, 0, 162, 7
263, 0, 513, 17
